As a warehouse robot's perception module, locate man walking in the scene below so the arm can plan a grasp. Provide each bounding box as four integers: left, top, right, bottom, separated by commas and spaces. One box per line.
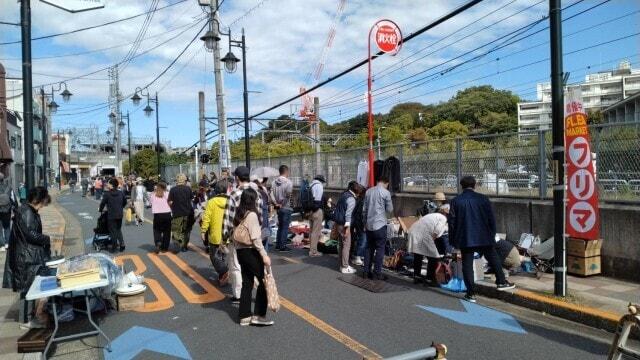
271, 165, 293, 252
81, 177, 89, 197
362, 175, 393, 280
448, 176, 515, 303
308, 175, 326, 257
223, 166, 263, 303
169, 174, 194, 252
99, 178, 127, 252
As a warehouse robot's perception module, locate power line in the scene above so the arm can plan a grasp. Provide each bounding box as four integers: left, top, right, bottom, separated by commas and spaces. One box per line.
0, 0, 188, 46
119, 0, 160, 73
247, 0, 485, 120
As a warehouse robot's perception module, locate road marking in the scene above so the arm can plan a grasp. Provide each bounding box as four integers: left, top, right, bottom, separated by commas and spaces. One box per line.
104, 326, 191, 360
148, 252, 225, 304
418, 300, 526, 334
114, 255, 174, 312
188, 243, 381, 359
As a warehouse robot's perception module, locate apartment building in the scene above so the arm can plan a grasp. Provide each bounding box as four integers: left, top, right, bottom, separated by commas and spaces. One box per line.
517, 61, 640, 132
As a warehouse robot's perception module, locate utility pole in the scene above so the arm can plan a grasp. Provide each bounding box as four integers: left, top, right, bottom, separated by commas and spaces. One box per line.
210, 0, 231, 172
199, 91, 206, 154
40, 89, 48, 188
21, 0, 35, 190
241, 29, 250, 169
109, 65, 122, 175
313, 97, 321, 175
550, 0, 567, 297
57, 130, 61, 190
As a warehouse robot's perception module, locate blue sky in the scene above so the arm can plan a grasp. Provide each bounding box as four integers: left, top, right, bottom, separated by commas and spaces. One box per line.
1, 0, 638, 147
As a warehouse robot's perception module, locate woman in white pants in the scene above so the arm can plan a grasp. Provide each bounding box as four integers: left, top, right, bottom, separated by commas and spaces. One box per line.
132, 179, 147, 226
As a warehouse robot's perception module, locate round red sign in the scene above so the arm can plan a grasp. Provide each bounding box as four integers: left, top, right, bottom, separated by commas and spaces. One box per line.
375, 23, 401, 54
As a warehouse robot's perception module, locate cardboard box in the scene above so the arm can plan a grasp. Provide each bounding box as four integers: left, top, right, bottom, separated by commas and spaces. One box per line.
567, 255, 601, 276
567, 238, 602, 257
116, 293, 145, 311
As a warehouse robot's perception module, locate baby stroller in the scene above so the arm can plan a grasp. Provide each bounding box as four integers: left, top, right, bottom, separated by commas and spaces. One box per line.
92, 211, 112, 251
527, 237, 555, 279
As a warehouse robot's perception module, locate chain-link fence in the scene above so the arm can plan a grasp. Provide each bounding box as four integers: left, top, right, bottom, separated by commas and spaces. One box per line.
163, 121, 640, 203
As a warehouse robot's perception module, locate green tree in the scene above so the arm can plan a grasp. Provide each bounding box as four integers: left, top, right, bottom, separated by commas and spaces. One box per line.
130, 148, 159, 178
478, 111, 517, 134
408, 127, 428, 143
427, 120, 469, 138
586, 109, 604, 125
433, 86, 520, 129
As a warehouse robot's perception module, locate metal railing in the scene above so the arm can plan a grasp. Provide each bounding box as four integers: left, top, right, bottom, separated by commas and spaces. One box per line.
163, 121, 640, 203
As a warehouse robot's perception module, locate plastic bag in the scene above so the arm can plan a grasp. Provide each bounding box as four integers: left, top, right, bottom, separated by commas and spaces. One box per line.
441, 277, 467, 293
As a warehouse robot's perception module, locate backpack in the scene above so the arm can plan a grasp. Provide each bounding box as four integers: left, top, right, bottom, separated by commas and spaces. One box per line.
332, 191, 354, 225
0, 183, 12, 213
299, 179, 316, 212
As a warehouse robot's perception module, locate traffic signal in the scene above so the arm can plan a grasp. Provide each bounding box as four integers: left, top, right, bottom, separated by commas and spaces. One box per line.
200, 153, 211, 164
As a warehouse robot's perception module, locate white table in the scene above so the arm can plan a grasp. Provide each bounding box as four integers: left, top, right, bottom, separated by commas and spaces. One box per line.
26, 275, 112, 359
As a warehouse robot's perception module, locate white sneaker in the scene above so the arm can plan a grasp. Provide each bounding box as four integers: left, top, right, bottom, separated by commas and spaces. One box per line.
0, 246, 6, 252
352, 257, 363, 266
341, 266, 356, 274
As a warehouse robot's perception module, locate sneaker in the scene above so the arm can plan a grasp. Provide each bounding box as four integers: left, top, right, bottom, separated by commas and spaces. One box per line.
229, 297, 241, 305
154, 244, 160, 254
352, 256, 363, 266
239, 317, 252, 326
340, 266, 356, 274
464, 294, 477, 303
497, 282, 516, 291
19, 318, 47, 329
250, 316, 274, 326
0, 246, 6, 252
277, 246, 292, 252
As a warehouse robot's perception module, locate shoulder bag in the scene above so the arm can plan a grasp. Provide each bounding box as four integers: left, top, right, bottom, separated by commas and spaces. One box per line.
232, 214, 253, 246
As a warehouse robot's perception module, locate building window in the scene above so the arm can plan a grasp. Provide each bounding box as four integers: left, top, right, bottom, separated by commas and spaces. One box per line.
10, 136, 16, 149
17, 135, 22, 150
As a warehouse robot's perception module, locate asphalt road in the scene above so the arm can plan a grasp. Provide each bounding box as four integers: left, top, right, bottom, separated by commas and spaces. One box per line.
56, 191, 613, 360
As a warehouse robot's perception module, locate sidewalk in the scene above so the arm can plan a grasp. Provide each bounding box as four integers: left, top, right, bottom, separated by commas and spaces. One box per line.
475, 271, 639, 333
0, 188, 91, 359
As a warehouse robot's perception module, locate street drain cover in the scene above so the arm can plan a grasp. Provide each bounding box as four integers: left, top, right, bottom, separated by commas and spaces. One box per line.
338, 275, 409, 293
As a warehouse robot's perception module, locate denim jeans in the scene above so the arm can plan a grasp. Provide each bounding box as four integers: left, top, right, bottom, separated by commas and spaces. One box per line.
276, 208, 292, 249
364, 226, 387, 275
355, 231, 367, 258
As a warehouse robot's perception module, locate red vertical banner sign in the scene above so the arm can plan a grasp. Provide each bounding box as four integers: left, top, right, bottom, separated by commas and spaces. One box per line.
564, 89, 600, 240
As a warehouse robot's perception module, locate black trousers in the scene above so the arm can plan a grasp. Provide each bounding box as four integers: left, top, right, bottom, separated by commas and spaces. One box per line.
413, 254, 440, 282
236, 248, 267, 320
364, 226, 387, 275
153, 212, 172, 251
107, 218, 124, 248
461, 245, 506, 296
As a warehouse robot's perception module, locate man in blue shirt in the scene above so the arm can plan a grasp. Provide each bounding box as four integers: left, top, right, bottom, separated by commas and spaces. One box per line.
448, 176, 515, 303
362, 175, 393, 280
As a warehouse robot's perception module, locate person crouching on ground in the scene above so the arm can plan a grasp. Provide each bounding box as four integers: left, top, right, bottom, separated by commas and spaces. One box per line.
5, 186, 51, 329
448, 176, 515, 303
233, 188, 273, 327
151, 182, 172, 253
99, 178, 127, 252
407, 204, 452, 286
169, 174, 194, 252
492, 239, 522, 279
200, 179, 230, 286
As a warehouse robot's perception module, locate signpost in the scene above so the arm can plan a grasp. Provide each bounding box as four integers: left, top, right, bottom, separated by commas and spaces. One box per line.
367, 20, 402, 186
565, 88, 600, 240
40, 0, 105, 13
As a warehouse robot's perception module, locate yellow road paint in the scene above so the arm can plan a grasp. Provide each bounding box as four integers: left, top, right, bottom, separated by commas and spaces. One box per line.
114, 254, 174, 312
148, 252, 225, 304
280, 297, 381, 359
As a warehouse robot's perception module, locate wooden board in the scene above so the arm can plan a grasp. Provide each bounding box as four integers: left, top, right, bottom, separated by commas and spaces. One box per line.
17, 328, 52, 353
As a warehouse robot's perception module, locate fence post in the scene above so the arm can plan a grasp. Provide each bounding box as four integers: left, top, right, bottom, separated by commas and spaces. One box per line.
425, 142, 430, 193
538, 129, 547, 199
456, 137, 462, 194
397, 144, 404, 192
495, 142, 500, 196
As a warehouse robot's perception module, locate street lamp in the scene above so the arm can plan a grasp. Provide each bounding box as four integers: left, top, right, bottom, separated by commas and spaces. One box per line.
132, 88, 161, 177
201, 24, 250, 168
40, 82, 72, 188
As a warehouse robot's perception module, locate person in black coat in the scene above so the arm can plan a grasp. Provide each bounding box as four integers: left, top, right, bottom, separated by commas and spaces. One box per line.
448, 176, 515, 303
4, 186, 51, 328
99, 178, 127, 252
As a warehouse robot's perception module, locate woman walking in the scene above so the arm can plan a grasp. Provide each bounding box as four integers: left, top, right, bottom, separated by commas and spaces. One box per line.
233, 188, 273, 327
132, 178, 147, 226
151, 182, 172, 253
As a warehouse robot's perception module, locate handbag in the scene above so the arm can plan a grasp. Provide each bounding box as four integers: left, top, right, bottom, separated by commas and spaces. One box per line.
264, 266, 280, 312
232, 215, 253, 246
383, 250, 404, 269
434, 260, 452, 285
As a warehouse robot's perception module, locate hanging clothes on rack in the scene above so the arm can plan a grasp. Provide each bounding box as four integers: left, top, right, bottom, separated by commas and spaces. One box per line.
373, 160, 385, 184
356, 160, 369, 188
382, 156, 401, 193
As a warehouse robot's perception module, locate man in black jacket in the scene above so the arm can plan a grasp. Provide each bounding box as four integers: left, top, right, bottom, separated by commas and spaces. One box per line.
99, 178, 127, 252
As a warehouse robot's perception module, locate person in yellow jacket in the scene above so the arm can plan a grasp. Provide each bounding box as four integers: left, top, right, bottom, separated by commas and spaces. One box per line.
201, 180, 230, 286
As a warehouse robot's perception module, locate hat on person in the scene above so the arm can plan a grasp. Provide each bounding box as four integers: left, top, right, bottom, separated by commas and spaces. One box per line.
314, 175, 326, 183
176, 173, 187, 185
136, 177, 143, 182
233, 166, 250, 178
433, 192, 446, 202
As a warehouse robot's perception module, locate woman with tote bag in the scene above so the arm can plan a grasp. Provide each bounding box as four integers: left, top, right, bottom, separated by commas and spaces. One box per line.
232, 188, 275, 326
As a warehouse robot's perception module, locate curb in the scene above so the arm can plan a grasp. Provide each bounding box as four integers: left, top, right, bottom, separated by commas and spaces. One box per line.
473, 282, 633, 336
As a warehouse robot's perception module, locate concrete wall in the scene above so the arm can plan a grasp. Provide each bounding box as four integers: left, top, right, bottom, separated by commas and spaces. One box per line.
310, 188, 640, 283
